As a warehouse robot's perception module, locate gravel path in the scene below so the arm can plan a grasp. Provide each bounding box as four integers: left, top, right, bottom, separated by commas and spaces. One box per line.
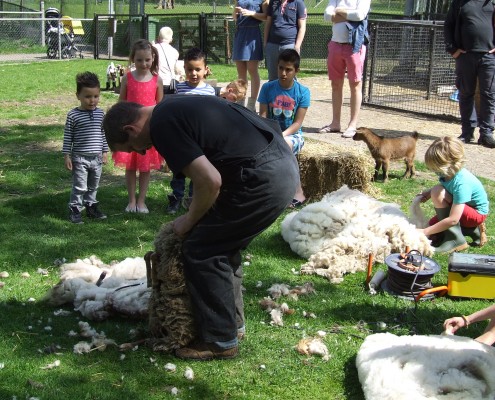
296, 76, 495, 181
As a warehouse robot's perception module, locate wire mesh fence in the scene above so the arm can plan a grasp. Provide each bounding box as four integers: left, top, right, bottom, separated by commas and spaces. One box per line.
0, 2, 459, 119
363, 19, 458, 120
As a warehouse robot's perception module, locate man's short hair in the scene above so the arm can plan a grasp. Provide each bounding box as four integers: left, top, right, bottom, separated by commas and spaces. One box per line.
278, 49, 300, 70
76, 71, 100, 94
103, 102, 143, 150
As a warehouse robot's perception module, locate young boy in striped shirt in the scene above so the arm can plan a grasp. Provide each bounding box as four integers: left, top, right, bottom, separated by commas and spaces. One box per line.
63, 71, 108, 224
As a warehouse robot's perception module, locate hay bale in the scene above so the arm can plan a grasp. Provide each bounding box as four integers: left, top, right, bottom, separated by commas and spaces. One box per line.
299, 139, 374, 201
147, 223, 198, 352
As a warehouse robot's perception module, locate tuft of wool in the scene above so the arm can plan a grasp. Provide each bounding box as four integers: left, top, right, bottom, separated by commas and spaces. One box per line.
147, 222, 198, 353
281, 185, 433, 282
357, 333, 495, 400
295, 337, 330, 361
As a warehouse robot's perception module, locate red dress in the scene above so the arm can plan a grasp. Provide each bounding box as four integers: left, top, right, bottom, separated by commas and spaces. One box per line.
112, 72, 164, 172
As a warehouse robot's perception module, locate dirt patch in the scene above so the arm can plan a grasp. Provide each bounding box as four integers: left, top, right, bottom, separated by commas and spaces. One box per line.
298, 76, 495, 181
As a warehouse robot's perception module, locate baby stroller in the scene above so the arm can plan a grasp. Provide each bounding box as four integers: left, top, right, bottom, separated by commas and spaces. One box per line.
45, 8, 82, 59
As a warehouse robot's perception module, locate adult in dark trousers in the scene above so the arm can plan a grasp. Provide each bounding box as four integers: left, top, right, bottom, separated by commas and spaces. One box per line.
444, 0, 495, 148
103, 95, 299, 360
264, 0, 307, 81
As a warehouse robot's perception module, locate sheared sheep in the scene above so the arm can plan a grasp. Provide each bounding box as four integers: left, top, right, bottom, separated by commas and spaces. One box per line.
357, 333, 495, 400
43, 256, 149, 321
281, 185, 432, 282
353, 127, 418, 182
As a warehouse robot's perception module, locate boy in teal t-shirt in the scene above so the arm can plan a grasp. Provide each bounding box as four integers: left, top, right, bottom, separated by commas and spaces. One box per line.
258, 49, 310, 208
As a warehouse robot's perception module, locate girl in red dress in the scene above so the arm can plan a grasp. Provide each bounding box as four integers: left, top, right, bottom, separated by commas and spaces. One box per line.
113, 39, 164, 213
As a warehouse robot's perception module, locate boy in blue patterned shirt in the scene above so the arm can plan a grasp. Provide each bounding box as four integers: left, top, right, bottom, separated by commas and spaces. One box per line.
258, 49, 310, 208
62, 72, 108, 224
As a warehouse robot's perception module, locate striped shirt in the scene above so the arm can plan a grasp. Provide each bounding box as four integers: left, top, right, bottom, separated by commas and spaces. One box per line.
176, 81, 216, 96
62, 108, 109, 155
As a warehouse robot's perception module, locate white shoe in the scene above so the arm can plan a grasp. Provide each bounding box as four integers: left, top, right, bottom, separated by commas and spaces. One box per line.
136, 205, 149, 214
342, 127, 357, 138
125, 205, 136, 213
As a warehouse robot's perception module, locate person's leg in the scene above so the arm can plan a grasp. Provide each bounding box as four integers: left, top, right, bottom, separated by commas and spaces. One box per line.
235, 60, 248, 107
68, 155, 88, 223
347, 80, 362, 130
137, 170, 150, 213
246, 60, 261, 111
331, 79, 345, 130
167, 172, 185, 214
343, 45, 366, 137
83, 155, 102, 207
265, 42, 279, 81
125, 169, 137, 211
246, 60, 261, 99
456, 54, 479, 140
476, 52, 495, 147
429, 185, 468, 253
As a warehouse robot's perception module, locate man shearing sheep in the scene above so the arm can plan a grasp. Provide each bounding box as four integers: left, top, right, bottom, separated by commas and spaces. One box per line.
103, 95, 299, 360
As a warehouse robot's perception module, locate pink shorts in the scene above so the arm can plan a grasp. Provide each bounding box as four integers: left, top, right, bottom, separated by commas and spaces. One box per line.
429, 204, 487, 228
327, 41, 366, 82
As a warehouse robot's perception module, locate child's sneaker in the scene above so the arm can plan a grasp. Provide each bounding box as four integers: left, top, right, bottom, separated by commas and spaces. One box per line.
69, 206, 84, 224
85, 203, 107, 220
182, 196, 192, 210
166, 194, 182, 214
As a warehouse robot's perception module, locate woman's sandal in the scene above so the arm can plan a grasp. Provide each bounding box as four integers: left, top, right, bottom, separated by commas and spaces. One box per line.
288, 198, 307, 209
319, 125, 341, 133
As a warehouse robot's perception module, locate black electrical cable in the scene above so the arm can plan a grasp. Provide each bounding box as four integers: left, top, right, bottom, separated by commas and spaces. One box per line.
386, 267, 435, 298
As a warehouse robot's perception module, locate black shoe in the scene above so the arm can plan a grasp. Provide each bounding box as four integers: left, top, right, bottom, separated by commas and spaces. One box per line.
85, 203, 107, 220
166, 195, 182, 214
478, 135, 495, 148
69, 207, 84, 224
457, 133, 473, 144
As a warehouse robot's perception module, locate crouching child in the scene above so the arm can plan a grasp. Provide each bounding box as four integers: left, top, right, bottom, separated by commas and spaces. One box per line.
416, 136, 488, 253
63, 71, 108, 224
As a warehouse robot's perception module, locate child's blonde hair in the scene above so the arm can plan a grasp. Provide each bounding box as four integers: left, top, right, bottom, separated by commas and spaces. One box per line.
226, 79, 248, 102
129, 39, 159, 75
425, 136, 465, 179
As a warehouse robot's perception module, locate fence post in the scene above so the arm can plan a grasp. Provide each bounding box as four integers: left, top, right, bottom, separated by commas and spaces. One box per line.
199, 12, 206, 53
426, 27, 435, 100
40, 1, 45, 46
142, 14, 149, 40
94, 15, 99, 59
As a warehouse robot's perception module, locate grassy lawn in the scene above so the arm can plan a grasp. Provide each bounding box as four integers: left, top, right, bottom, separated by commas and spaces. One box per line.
0, 59, 494, 400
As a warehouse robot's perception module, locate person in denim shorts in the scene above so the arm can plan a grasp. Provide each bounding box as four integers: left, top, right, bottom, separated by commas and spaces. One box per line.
62, 72, 108, 224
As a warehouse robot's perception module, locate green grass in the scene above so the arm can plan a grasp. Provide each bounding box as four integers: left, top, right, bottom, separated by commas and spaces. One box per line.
0, 59, 494, 400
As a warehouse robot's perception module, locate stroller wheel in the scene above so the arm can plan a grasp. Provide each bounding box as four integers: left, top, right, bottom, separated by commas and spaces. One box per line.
47, 47, 57, 59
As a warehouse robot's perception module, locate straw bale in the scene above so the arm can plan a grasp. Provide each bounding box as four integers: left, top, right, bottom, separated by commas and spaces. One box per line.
298, 139, 374, 201
147, 223, 198, 352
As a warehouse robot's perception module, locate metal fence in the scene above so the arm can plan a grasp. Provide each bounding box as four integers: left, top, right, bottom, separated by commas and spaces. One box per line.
363, 19, 458, 119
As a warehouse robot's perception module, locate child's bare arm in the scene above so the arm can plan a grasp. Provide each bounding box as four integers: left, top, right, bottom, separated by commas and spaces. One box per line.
282, 107, 307, 137
259, 103, 268, 118
118, 75, 128, 102
156, 76, 164, 103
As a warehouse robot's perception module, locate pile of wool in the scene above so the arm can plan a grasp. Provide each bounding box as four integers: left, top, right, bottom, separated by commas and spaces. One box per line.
281, 185, 433, 282
43, 255, 149, 321
357, 333, 495, 400
147, 222, 197, 353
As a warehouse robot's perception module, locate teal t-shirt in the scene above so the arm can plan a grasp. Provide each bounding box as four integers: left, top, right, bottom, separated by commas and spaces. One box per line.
257, 79, 310, 135
440, 168, 489, 215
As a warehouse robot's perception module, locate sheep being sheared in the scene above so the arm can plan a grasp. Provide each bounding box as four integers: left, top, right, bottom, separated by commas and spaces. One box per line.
281, 185, 432, 282
357, 333, 495, 400
147, 222, 198, 353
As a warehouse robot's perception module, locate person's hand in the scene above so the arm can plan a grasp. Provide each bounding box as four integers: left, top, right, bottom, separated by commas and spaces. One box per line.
294, 45, 301, 54
416, 191, 430, 203
102, 153, 108, 165
64, 155, 72, 171
331, 14, 347, 23
452, 49, 465, 59
172, 215, 193, 239
443, 316, 467, 335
